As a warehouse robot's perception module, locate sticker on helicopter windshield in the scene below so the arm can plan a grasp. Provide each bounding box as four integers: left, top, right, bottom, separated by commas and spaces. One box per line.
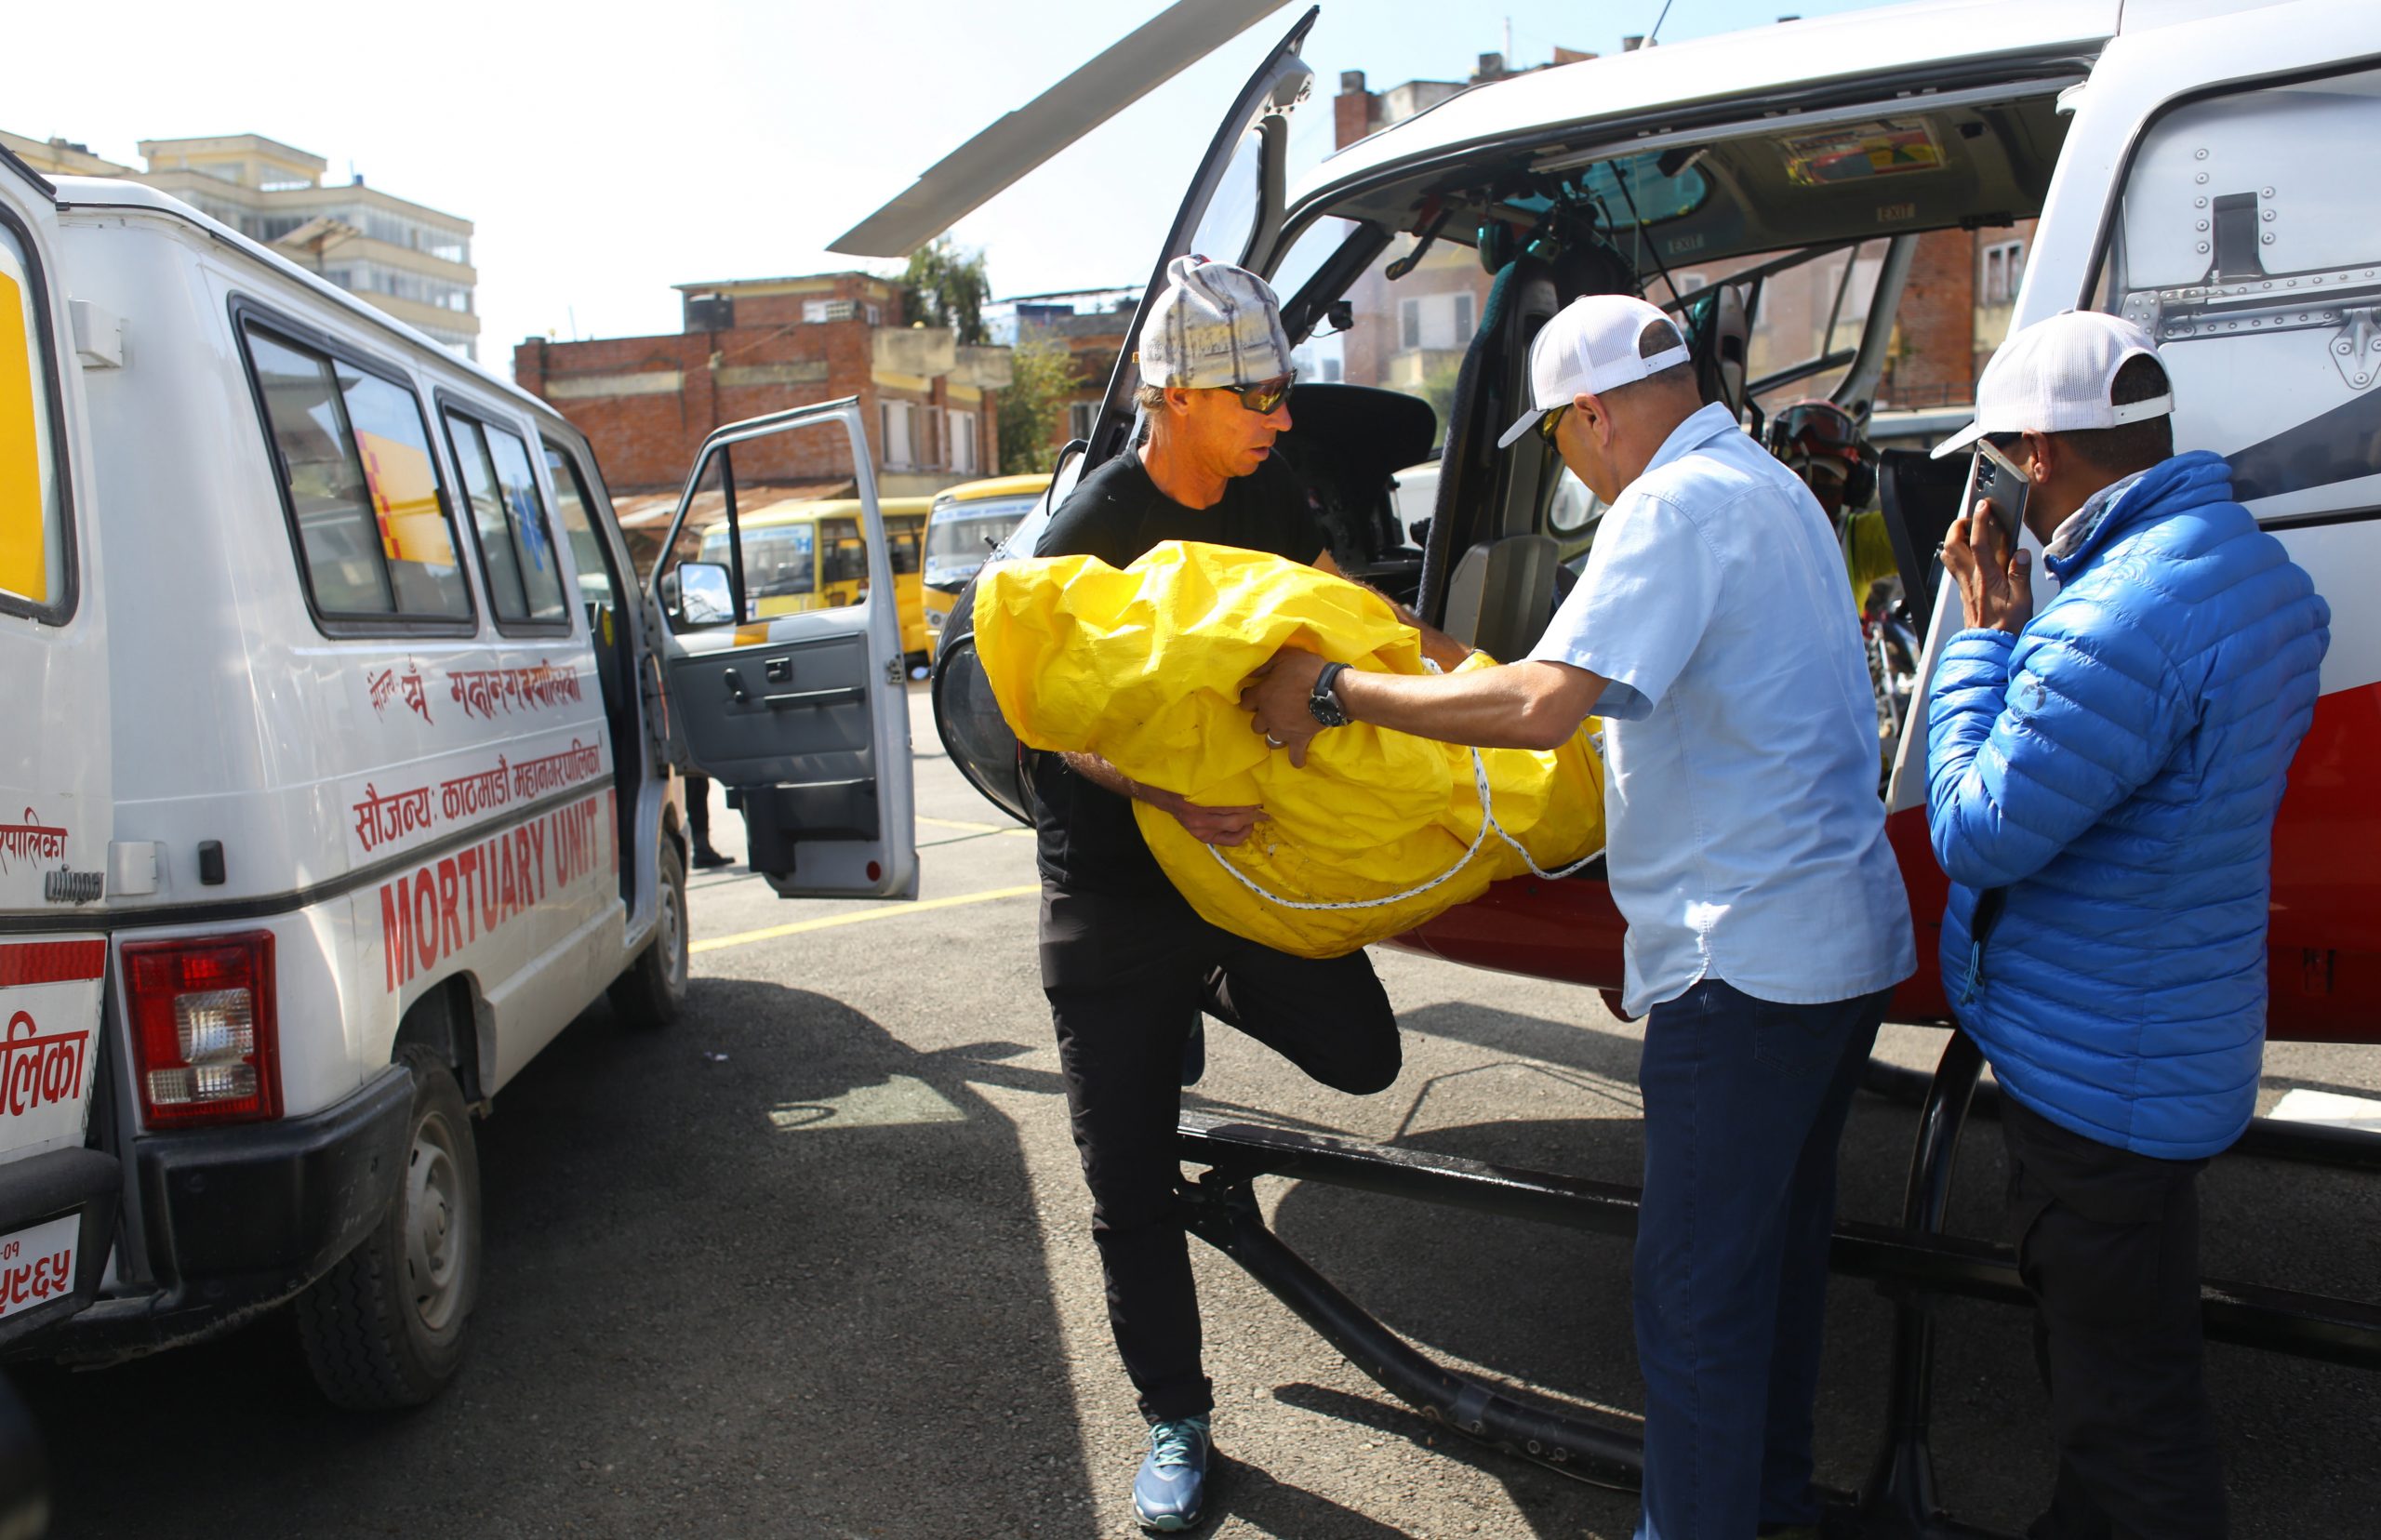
1780, 119, 1946, 187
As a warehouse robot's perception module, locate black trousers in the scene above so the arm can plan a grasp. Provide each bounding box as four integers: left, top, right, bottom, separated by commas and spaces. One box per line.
2002, 1096, 2225, 1540
1041, 881, 1402, 1424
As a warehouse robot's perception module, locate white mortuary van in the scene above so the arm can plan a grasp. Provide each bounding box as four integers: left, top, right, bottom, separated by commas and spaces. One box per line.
0, 150, 916, 1406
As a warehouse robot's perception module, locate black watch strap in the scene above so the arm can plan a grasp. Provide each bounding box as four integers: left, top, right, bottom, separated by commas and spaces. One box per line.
1309, 661, 1353, 728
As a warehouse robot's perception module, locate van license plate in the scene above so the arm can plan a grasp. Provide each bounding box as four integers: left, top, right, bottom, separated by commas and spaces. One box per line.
0, 1213, 78, 1321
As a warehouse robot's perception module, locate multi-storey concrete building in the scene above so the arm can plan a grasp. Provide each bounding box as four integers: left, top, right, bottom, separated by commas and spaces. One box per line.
0, 130, 478, 358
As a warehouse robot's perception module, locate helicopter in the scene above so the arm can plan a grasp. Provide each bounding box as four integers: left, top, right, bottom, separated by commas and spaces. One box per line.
834, 1, 2381, 1532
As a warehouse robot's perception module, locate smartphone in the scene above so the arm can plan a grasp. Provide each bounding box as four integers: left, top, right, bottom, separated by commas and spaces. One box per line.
1965, 438, 2030, 547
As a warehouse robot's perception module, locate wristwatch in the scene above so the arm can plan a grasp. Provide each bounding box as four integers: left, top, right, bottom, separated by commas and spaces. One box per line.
1309, 661, 1353, 728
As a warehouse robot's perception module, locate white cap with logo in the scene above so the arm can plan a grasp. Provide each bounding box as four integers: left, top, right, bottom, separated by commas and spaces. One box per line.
1930, 310, 2175, 458
1496, 294, 1693, 449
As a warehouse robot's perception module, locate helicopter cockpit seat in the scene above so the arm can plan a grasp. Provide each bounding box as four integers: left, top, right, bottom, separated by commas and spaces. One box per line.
1417, 254, 1563, 636
1441, 532, 1562, 663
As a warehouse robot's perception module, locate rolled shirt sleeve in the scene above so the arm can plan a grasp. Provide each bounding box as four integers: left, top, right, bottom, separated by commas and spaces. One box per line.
1526, 491, 1721, 720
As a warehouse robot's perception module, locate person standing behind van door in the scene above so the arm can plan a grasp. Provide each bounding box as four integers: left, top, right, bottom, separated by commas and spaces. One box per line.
1245, 294, 1916, 1540
1926, 312, 2329, 1540
685, 773, 730, 869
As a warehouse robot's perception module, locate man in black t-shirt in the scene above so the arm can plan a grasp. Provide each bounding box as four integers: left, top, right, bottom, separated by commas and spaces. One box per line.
1030, 258, 1430, 1533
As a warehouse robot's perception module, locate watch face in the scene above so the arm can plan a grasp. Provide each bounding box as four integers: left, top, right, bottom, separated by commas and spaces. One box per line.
1309, 664, 1351, 728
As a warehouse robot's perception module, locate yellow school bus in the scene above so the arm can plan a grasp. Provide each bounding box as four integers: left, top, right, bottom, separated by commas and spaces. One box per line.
699, 497, 934, 659
923, 473, 1051, 658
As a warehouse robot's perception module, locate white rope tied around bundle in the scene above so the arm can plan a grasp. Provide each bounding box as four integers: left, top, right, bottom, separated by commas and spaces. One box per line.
1204, 657, 1603, 912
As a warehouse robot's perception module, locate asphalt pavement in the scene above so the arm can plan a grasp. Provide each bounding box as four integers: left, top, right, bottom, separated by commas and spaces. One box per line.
16, 685, 2381, 1537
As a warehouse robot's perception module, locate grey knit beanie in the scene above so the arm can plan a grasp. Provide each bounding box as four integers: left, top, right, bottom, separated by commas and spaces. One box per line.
1137, 256, 1293, 391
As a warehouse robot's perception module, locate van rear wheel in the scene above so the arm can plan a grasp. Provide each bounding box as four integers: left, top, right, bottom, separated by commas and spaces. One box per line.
294, 1046, 481, 1410
608, 837, 688, 1028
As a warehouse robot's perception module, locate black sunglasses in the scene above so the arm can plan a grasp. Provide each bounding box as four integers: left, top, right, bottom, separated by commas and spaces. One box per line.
1227, 373, 1296, 415
1535, 403, 1573, 444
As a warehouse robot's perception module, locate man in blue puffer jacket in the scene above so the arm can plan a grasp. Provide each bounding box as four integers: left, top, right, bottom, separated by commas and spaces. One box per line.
1927, 312, 2329, 1540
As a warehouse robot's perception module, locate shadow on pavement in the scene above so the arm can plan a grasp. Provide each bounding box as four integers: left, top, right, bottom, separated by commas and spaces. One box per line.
17, 976, 1092, 1539
1216, 1449, 1432, 1538
1249, 1000, 2381, 1540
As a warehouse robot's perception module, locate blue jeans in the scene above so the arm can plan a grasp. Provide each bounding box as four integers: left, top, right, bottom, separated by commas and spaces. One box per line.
1632, 977, 1890, 1540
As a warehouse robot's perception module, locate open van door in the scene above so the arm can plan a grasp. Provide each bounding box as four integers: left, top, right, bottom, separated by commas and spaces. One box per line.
1886, 0, 2381, 818
648, 401, 916, 900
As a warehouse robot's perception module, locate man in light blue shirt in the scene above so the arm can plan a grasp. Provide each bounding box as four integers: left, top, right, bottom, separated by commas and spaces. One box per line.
1246, 294, 1914, 1540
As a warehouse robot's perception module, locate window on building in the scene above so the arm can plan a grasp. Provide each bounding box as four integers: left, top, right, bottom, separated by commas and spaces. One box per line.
444, 409, 569, 631
948, 410, 978, 475
1068, 401, 1101, 443
805, 299, 862, 324
242, 324, 473, 627
1981, 240, 2027, 306
1394, 291, 1480, 354
880, 400, 917, 469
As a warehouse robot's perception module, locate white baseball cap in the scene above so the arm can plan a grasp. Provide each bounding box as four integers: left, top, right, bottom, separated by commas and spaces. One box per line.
1496, 295, 1693, 449
1930, 310, 2175, 458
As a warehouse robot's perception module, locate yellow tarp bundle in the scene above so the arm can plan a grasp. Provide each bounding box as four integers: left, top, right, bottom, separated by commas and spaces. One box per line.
975, 540, 1605, 958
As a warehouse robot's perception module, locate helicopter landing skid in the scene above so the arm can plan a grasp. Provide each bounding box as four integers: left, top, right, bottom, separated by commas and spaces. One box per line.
1176, 1032, 2381, 1535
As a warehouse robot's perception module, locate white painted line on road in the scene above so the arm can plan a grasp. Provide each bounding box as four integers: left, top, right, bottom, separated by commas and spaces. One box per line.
917, 814, 1015, 832
690, 883, 1041, 954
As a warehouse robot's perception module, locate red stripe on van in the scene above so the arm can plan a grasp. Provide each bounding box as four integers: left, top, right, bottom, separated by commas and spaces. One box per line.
0, 941, 108, 988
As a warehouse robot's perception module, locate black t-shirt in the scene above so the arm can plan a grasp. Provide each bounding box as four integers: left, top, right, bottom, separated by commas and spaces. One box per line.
1031, 450, 1328, 896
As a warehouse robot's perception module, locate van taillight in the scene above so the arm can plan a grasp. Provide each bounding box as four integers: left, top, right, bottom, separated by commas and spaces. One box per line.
122, 933, 281, 1127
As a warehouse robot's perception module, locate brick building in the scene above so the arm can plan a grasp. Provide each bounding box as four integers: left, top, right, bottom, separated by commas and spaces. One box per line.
513, 272, 1011, 498
992, 287, 1138, 457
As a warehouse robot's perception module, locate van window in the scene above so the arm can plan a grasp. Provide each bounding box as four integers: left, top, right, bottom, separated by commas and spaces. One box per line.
700, 521, 816, 604
243, 325, 472, 624
544, 443, 619, 617
2098, 64, 2381, 521
0, 217, 67, 619
446, 410, 569, 629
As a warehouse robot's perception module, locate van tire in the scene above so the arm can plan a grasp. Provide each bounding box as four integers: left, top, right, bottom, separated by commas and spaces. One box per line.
609, 838, 688, 1029
294, 1047, 482, 1410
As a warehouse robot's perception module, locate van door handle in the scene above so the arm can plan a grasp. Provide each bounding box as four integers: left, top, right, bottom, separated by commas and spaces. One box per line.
765, 657, 792, 684
722, 667, 751, 704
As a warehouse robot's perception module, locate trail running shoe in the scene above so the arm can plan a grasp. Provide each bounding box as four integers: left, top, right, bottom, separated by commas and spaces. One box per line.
1132, 1416, 1212, 1533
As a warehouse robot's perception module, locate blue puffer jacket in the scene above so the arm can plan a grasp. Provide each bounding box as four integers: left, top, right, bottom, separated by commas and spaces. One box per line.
1927, 451, 2330, 1160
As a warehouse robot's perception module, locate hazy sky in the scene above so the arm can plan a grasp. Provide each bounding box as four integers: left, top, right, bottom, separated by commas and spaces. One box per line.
8, 0, 1903, 377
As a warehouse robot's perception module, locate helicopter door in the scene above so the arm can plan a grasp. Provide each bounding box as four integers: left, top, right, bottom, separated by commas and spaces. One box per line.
649, 401, 917, 899
1885, 0, 2381, 815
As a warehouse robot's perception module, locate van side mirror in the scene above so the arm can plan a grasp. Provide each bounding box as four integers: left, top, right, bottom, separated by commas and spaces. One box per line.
666, 562, 735, 629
